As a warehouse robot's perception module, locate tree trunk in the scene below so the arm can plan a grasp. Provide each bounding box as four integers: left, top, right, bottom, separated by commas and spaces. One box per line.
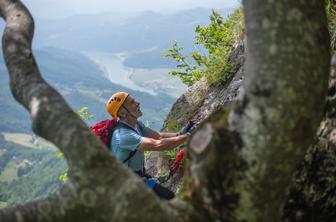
228, 0, 330, 221
0, 0, 330, 222
282, 54, 336, 221
175, 0, 330, 221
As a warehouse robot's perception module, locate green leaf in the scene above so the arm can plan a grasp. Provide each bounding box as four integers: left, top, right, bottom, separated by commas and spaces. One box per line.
57, 152, 63, 158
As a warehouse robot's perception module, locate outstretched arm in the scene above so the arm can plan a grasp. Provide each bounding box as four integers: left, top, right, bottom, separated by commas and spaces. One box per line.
159, 132, 179, 138
145, 120, 198, 139
139, 134, 188, 151
146, 129, 179, 139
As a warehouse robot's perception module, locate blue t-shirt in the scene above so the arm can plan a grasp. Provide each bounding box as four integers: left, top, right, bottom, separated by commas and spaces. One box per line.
111, 120, 150, 172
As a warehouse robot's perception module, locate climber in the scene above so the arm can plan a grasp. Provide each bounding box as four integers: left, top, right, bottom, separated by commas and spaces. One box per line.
105, 91, 196, 200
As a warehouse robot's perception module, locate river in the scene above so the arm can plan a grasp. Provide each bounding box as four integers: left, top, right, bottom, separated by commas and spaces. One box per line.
83, 51, 187, 98
82, 51, 157, 95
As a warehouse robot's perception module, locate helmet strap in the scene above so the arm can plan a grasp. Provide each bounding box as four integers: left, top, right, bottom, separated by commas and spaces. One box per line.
121, 105, 138, 119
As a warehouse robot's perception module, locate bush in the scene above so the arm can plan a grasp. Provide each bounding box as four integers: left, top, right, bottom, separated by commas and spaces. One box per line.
162, 116, 183, 159
163, 7, 244, 86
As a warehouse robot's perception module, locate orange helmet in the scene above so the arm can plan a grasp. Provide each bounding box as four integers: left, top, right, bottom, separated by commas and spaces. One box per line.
106, 92, 129, 118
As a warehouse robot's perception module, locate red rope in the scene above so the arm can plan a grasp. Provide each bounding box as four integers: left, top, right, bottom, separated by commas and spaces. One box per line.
169, 149, 185, 175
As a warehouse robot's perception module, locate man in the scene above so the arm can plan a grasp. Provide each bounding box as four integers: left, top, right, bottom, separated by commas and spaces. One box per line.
106, 92, 195, 200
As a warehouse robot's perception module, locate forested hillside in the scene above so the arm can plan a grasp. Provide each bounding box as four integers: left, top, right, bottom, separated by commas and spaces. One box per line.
0, 134, 64, 207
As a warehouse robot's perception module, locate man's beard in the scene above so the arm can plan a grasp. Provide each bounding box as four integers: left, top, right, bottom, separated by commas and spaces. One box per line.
129, 107, 143, 119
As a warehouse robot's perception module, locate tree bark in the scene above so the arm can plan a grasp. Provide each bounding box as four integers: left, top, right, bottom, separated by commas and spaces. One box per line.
282, 54, 336, 221
228, 0, 330, 221
0, 0, 331, 222
181, 0, 330, 222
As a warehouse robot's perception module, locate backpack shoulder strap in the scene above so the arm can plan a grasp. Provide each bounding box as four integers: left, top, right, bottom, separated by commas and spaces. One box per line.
122, 150, 137, 163
116, 121, 142, 163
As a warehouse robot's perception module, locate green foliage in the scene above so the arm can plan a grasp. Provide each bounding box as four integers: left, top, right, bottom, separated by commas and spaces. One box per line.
76, 107, 94, 123
162, 41, 204, 86
163, 146, 184, 160
143, 120, 152, 159
163, 7, 244, 86
326, 0, 336, 50
56, 152, 63, 158
59, 169, 68, 182
205, 55, 237, 86
195, 10, 235, 55
144, 151, 151, 159
163, 117, 184, 159
165, 116, 181, 132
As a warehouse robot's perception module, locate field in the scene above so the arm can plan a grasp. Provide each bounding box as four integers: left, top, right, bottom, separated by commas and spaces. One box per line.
0, 201, 7, 208
0, 149, 5, 158
129, 68, 187, 98
2, 133, 57, 151
0, 160, 18, 182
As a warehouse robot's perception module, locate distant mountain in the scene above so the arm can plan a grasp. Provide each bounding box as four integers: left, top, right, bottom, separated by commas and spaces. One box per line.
0, 8, 234, 69
0, 7, 235, 67
31, 8, 233, 53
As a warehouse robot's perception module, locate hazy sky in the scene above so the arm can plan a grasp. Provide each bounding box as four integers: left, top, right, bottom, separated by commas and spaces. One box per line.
22, 0, 240, 19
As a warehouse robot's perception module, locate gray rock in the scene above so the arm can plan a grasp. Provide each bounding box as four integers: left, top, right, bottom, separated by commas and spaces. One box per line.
145, 38, 246, 192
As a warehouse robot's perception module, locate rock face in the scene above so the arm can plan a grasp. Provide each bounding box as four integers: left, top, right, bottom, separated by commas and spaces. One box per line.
145, 39, 246, 190
147, 40, 336, 221
283, 55, 336, 221
162, 39, 245, 131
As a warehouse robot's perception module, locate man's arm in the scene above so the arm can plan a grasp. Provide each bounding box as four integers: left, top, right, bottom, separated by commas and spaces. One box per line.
138, 134, 188, 151
144, 119, 198, 139
146, 129, 178, 139
159, 132, 179, 138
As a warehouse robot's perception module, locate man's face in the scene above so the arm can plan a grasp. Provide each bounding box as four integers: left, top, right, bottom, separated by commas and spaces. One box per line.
123, 95, 143, 118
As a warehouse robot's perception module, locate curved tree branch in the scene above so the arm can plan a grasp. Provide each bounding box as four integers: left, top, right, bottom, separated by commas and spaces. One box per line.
0, 1, 199, 222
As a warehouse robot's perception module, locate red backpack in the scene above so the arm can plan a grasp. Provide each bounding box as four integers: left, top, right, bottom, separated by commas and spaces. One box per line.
90, 118, 138, 163
90, 118, 118, 150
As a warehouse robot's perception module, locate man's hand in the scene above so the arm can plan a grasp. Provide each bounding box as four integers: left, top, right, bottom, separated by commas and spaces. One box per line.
178, 120, 196, 135
186, 124, 198, 135
179, 119, 199, 135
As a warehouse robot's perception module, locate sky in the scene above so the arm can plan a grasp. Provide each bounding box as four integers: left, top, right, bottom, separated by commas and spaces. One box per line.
22, 0, 240, 19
